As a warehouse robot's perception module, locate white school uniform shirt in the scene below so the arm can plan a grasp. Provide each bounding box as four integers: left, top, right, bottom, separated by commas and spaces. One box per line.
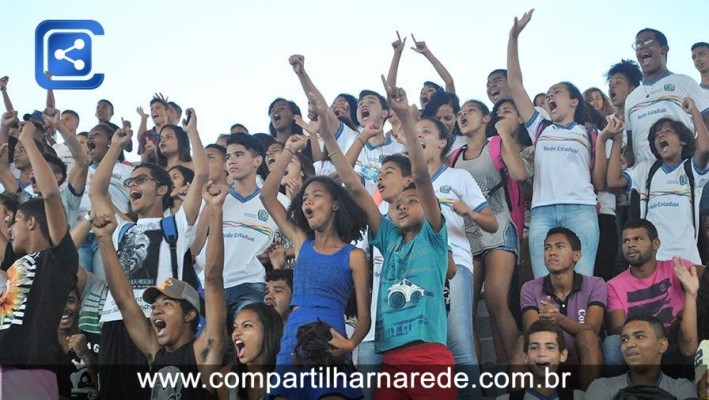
354, 136, 405, 194
622, 158, 709, 264
101, 207, 196, 322
79, 162, 133, 223
625, 72, 709, 164
432, 165, 488, 271
526, 111, 597, 209
196, 187, 289, 288
362, 201, 390, 343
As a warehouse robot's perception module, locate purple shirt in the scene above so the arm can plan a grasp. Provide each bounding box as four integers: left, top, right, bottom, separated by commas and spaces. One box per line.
521, 273, 607, 350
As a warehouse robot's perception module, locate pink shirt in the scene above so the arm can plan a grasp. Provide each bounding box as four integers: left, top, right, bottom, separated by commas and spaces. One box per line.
607, 259, 692, 328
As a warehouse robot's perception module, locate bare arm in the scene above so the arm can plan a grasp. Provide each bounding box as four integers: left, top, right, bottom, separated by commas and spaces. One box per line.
89, 126, 132, 220
93, 214, 159, 362
593, 116, 625, 192
196, 182, 228, 379
675, 258, 699, 357
497, 120, 527, 182
50, 112, 89, 194
685, 99, 709, 168
44, 72, 55, 110
259, 137, 308, 253
313, 92, 382, 236
0, 77, 14, 113
606, 133, 629, 190
180, 109, 208, 225
506, 10, 536, 123
607, 310, 626, 336
412, 35, 455, 93
0, 143, 19, 194
328, 249, 371, 357
386, 32, 406, 90
384, 77, 443, 232
19, 123, 66, 243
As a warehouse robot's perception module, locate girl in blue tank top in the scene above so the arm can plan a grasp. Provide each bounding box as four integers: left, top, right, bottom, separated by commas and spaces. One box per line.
260, 133, 370, 400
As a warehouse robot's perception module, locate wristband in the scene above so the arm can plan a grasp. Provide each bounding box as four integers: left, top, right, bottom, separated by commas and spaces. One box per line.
284, 147, 295, 155
84, 214, 94, 224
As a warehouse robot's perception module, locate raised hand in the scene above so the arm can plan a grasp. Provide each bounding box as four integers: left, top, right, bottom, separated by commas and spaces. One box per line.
111, 124, 133, 149
66, 333, 89, 358
267, 245, 287, 270
380, 75, 411, 116
18, 117, 35, 143
360, 121, 383, 141
410, 34, 430, 54
286, 133, 308, 153
44, 71, 53, 80
495, 117, 518, 138
289, 54, 305, 75
154, 92, 168, 102
683, 97, 698, 115
293, 115, 320, 136
136, 106, 148, 120
144, 136, 157, 159
0, 76, 8, 89
673, 257, 699, 296
92, 213, 117, 239
183, 107, 197, 132
1, 111, 18, 129
202, 180, 228, 207
392, 31, 406, 53
600, 115, 625, 141
510, 9, 534, 38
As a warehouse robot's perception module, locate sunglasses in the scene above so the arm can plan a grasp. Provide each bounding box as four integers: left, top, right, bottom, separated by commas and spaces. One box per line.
123, 174, 159, 188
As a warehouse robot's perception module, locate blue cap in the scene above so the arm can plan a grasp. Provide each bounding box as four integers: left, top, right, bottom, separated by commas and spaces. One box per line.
23, 110, 43, 121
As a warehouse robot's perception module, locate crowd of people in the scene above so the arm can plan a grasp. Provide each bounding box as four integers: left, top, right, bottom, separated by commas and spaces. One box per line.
0, 9, 708, 400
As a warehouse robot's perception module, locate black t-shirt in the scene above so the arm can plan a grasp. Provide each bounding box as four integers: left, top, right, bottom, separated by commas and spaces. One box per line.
0, 232, 78, 365
151, 340, 215, 400
55, 331, 99, 400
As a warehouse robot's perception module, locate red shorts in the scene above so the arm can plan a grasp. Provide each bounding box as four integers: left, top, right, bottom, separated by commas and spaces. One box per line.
373, 343, 457, 400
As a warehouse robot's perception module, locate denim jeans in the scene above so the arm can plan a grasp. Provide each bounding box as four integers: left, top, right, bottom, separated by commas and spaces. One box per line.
356, 340, 383, 400
223, 282, 266, 363
602, 334, 629, 377
529, 204, 599, 278
447, 266, 483, 399
78, 233, 105, 280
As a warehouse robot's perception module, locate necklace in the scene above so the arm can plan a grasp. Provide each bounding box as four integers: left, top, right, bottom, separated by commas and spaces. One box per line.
643, 81, 657, 98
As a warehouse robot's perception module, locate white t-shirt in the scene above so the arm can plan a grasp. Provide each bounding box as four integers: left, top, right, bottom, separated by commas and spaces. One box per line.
100, 207, 196, 322
79, 162, 133, 223
598, 139, 617, 216
52, 142, 76, 174
527, 111, 597, 209
196, 187, 289, 288
432, 166, 488, 271
354, 136, 405, 194
362, 201, 389, 343
623, 158, 709, 264
625, 72, 709, 164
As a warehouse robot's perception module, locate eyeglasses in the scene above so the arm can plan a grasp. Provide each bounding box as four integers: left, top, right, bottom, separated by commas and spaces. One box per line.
123, 174, 158, 188
631, 39, 655, 50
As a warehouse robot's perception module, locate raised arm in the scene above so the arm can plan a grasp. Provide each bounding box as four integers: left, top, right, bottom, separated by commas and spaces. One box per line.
0, 143, 19, 195
506, 10, 536, 123
195, 181, 228, 371
496, 118, 527, 182
674, 257, 699, 357
180, 109, 208, 225
259, 135, 308, 252
19, 123, 66, 243
0, 77, 14, 113
605, 129, 629, 190
685, 98, 709, 168
411, 35, 455, 94
44, 72, 55, 110
383, 76, 443, 231
50, 111, 89, 194
593, 116, 625, 192
345, 122, 382, 168
386, 31, 406, 90
311, 92, 382, 236
89, 126, 132, 219
93, 213, 159, 361
289, 55, 340, 137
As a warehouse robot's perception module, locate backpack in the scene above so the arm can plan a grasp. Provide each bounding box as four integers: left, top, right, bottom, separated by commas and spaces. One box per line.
118, 215, 201, 292
508, 387, 575, 400
642, 159, 696, 232
449, 136, 525, 240
611, 385, 677, 400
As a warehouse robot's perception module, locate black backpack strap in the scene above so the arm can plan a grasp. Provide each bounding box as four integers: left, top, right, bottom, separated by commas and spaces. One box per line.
160, 215, 179, 279
683, 159, 696, 232
644, 160, 664, 218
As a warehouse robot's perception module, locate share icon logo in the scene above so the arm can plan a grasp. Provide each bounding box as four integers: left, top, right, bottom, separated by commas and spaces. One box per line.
35, 20, 105, 90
